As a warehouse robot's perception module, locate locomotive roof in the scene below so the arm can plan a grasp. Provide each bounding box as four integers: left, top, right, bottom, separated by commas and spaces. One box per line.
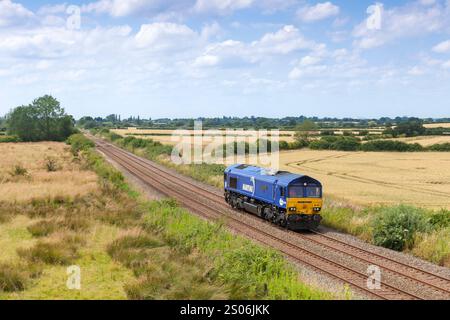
225, 164, 321, 186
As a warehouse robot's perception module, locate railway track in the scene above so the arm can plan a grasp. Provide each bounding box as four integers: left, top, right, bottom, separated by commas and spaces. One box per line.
92, 137, 450, 300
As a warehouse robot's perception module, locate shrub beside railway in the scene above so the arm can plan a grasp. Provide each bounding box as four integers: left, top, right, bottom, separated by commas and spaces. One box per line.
321, 202, 450, 266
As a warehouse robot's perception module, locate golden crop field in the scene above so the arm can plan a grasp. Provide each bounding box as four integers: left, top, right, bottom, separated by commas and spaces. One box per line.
389, 136, 450, 146
112, 128, 381, 146
112, 128, 298, 145
424, 123, 450, 128
277, 150, 450, 209
0, 142, 98, 202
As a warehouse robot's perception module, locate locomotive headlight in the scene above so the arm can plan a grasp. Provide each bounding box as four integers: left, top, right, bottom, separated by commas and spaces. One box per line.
313, 207, 321, 212
289, 207, 296, 212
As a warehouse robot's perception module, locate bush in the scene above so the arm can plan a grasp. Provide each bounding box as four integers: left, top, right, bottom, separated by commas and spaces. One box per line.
372, 205, 428, 251
0, 263, 29, 292
278, 140, 289, 150
309, 139, 331, 150
0, 136, 21, 143
309, 136, 360, 151
358, 130, 369, 136
330, 137, 360, 151
320, 130, 335, 136
27, 220, 58, 237
289, 139, 309, 149
10, 164, 28, 177
427, 143, 450, 152
45, 157, 59, 172
17, 241, 79, 265
428, 209, 450, 229
66, 133, 95, 154
361, 140, 423, 152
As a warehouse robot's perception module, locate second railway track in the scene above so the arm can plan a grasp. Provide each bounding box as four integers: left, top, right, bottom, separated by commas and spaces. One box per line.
92, 136, 450, 300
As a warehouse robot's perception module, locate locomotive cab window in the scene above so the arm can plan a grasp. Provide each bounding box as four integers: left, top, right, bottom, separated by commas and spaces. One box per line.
280, 187, 286, 197
305, 186, 321, 198
289, 185, 321, 198
230, 177, 237, 189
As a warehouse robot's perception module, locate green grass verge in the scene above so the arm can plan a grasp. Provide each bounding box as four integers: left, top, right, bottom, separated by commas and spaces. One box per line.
144, 200, 332, 299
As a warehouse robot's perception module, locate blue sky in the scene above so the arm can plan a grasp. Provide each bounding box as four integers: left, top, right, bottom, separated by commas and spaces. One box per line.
0, 0, 450, 119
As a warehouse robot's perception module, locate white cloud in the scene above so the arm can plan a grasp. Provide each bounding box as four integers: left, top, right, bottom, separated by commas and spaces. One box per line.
433, 40, 450, 53
0, 0, 34, 27
37, 4, 68, 15
193, 54, 220, 67
193, 0, 254, 15
251, 25, 320, 55
135, 23, 198, 50
200, 22, 222, 40
83, 0, 168, 17
299, 55, 321, 66
288, 67, 302, 79
0, 25, 133, 61
353, 1, 450, 49
195, 25, 323, 69
82, 0, 296, 18
442, 60, 450, 68
289, 64, 327, 79
419, 0, 436, 6
408, 66, 425, 75
296, 2, 339, 22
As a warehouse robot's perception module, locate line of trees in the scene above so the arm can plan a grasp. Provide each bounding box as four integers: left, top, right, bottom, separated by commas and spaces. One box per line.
5, 95, 76, 142
77, 114, 450, 131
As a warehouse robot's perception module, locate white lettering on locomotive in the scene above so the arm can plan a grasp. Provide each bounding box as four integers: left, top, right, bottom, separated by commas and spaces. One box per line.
242, 184, 254, 193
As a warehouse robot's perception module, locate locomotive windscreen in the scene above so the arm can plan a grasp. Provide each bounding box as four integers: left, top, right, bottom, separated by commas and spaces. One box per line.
289, 185, 321, 198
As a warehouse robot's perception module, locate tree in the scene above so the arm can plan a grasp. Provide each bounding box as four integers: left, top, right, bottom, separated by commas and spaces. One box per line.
7, 95, 75, 141
395, 119, 425, 137
383, 118, 426, 137
294, 120, 318, 141
105, 114, 118, 123
0, 116, 6, 132
78, 116, 100, 129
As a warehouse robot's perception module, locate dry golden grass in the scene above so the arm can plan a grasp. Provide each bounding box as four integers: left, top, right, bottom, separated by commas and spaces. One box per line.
0, 143, 98, 202
277, 150, 450, 209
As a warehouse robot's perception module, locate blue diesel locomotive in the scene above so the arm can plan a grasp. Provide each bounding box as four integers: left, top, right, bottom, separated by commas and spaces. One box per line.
224, 164, 323, 230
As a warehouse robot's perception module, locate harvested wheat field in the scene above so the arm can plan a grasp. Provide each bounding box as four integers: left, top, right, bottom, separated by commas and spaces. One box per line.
278, 150, 450, 209
424, 123, 450, 128
389, 135, 450, 146
0, 142, 98, 202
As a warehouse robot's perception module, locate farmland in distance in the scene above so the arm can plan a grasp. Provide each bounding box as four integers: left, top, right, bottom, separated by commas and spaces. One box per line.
112, 128, 450, 209
279, 150, 450, 209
